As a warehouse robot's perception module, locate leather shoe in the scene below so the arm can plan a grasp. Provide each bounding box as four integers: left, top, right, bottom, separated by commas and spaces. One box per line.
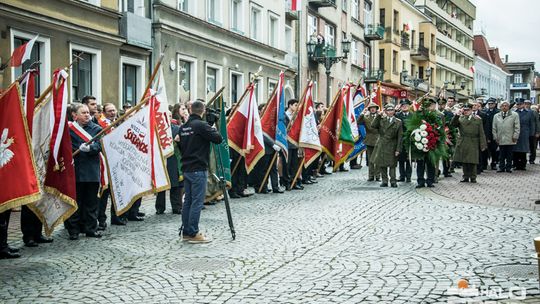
351, 164, 362, 169
304, 180, 314, 185
460, 178, 470, 183
391, 183, 398, 188
137, 212, 146, 217
86, 232, 102, 238
97, 224, 106, 231
443, 174, 452, 177
8, 246, 19, 253
416, 184, 425, 188
292, 184, 304, 190
427, 184, 435, 188
156, 210, 165, 215
470, 179, 477, 183
172, 210, 182, 214
228, 192, 241, 199
398, 177, 405, 182
69, 234, 79, 240
375, 177, 380, 181
272, 189, 284, 194
111, 219, 127, 226
35, 235, 53, 244
367, 177, 375, 181
406, 178, 411, 183
128, 216, 144, 221
0, 249, 21, 259
24, 240, 38, 247
380, 183, 388, 187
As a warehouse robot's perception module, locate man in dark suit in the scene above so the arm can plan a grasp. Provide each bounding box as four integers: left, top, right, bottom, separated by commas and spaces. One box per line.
483, 98, 500, 170
284, 99, 303, 190
473, 100, 487, 174
66, 103, 103, 240
395, 99, 412, 182
0, 210, 20, 259
155, 124, 182, 214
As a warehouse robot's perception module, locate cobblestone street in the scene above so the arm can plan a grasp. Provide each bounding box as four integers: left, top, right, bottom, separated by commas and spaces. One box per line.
2, 165, 540, 303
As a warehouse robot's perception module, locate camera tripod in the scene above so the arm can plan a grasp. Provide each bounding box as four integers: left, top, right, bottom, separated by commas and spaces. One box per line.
211, 142, 236, 240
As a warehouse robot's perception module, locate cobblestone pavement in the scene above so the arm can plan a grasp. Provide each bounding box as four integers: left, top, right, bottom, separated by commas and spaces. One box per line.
2, 167, 540, 303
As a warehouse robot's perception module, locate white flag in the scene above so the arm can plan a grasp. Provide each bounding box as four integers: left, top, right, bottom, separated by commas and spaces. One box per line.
101, 104, 170, 215
298, 84, 321, 150
152, 67, 174, 157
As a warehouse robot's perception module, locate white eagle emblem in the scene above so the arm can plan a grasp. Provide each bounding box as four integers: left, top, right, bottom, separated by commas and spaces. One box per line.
0, 128, 15, 168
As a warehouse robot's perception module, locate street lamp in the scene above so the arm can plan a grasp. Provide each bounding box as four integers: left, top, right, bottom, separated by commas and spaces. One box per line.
401, 66, 433, 98
307, 35, 351, 105
447, 80, 466, 99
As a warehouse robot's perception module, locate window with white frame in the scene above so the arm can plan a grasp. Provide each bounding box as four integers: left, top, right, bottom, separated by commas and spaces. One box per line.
230, 71, 244, 107
514, 73, 522, 83
285, 25, 293, 52
350, 39, 358, 65
178, 0, 195, 13
70, 43, 101, 103
352, 0, 359, 20
82, 0, 100, 6
363, 45, 370, 70
307, 14, 318, 41
250, 5, 262, 41
268, 13, 279, 48
178, 55, 197, 103
11, 30, 51, 98
250, 73, 263, 103
268, 78, 278, 99
364, 1, 372, 26
206, 63, 222, 101
120, 57, 145, 107
342, 0, 347, 11
121, 0, 145, 16
207, 0, 222, 25
231, 0, 244, 33
324, 24, 335, 47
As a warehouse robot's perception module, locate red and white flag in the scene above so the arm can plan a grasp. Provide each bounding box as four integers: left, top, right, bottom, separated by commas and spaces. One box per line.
101, 99, 170, 215
0, 83, 41, 212
290, 0, 302, 11
10, 35, 38, 67
19, 70, 37, 131
344, 83, 359, 140
470, 66, 476, 73
227, 84, 265, 173
148, 67, 174, 157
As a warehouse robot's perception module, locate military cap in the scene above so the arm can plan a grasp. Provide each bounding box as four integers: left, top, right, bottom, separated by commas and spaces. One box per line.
486, 98, 496, 103
384, 104, 396, 110
524, 99, 532, 104
438, 98, 447, 105
462, 103, 472, 109
400, 99, 411, 105
367, 102, 379, 109
515, 98, 525, 104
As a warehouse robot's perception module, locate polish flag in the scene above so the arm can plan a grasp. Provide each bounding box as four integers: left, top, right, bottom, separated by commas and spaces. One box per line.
227, 84, 265, 173
470, 66, 476, 73
10, 36, 38, 67
290, 0, 302, 11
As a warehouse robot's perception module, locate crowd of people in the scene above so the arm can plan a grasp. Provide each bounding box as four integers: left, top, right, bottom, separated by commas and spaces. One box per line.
1, 93, 539, 259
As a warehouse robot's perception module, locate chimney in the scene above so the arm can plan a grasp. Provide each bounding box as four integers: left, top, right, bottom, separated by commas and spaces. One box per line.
505, 55, 509, 63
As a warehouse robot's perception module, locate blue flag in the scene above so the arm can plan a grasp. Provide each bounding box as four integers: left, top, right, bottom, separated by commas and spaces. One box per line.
275, 73, 289, 157
347, 97, 367, 161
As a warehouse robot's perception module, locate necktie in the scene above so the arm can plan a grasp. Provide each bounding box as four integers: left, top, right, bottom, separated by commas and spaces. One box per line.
503, 112, 506, 119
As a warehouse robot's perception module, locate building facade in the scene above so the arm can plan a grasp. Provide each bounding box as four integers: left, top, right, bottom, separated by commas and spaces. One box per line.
376, 0, 437, 104
504, 61, 536, 103
414, 0, 475, 100
472, 34, 510, 101
152, 0, 295, 108
0, 0, 151, 107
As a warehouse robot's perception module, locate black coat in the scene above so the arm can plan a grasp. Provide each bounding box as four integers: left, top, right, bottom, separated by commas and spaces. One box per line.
70, 122, 102, 183
167, 124, 181, 187
482, 108, 500, 140
179, 114, 223, 172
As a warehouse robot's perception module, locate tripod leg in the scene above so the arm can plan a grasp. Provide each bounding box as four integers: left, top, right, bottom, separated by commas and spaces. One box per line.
214, 144, 236, 240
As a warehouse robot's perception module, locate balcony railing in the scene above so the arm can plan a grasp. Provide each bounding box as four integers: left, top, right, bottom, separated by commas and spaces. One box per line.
308, 0, 336, 8
401, 34, 410, 50
411, 45, 429, 60
364, 69, 385, 83
364, 24, 385, 41
312, 44, 337, 58
119, 11, 152, 49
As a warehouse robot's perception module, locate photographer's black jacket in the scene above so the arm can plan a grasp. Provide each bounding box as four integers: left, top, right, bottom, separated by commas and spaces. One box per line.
179, 114, 223, 172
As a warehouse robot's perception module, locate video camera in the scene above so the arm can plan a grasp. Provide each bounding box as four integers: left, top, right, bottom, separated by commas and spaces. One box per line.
205, 107, 220, 126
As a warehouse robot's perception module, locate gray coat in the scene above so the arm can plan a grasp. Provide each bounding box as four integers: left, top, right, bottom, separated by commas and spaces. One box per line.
513, 109, 535, 152
492, 111, 520, 146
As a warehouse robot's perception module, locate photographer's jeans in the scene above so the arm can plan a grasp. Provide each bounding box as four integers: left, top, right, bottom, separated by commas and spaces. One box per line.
182, 171, 208, 237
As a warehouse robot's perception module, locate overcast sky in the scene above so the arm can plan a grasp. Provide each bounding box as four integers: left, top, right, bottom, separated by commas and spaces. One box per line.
472, 0, 540, 69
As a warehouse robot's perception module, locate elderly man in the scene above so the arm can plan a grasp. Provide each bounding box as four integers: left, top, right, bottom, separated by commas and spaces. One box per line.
512, 99, 535, 170
524, 100, 540, 164
451, 103, 487, 183
371, 104, 403, 187
358, 102, 381, 181
493, 101, 520, 173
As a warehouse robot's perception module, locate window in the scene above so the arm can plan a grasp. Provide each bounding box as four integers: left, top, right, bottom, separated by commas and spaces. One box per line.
205, 63, 222, 101
178, 0, 195, 13
514, 73, 523, 83
82, 0, 100, 6
380, 8, 385, 27
250, 73, 263, 103
11, 30, 51, 98
350, 39, 358, 65
307, 14, 318, 41
250, 5, 262, 41
285, 25, 293, 52
352, 0, 359, 20
419, 66, 424, 79
419, 32, 425, 47
207, 0, 222, 25
70, 43, 101, 102
120, 57, 145, 107
230, 71, 244, 107
342, 0, 347, 11
121, 0, 144, 16
393, 10, 399, 33
231, 0, 243, 33
431, 34, 435, 51
363, 45, 370, 70
379, 49, 385, 72
364, 1, 372, 26
392, 50, 398, 74
178, 55, 197, 103
324, 24, 335, 47
269, 13, 279, 48
268, 78, 278, 99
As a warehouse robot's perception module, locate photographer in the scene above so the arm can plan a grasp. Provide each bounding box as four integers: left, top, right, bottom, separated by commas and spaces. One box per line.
178, 100, 223, 243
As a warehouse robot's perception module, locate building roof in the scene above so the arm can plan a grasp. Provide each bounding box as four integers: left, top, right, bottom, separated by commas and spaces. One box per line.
504, 62, 536, 71
473, 35, 509, 72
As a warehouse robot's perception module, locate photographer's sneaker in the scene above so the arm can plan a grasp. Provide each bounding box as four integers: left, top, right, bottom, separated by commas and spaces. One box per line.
182, 234, 194, 242
188, 233, 211, 244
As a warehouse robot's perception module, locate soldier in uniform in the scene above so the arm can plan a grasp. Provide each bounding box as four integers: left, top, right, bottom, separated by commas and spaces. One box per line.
451, 103, 487, 183
357, 102, 381, 181
371, 104, 403, 187
483, 98, 500, 170
395, 99, 412, 182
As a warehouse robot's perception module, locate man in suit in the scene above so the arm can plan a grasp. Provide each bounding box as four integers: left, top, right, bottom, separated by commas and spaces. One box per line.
0, 210, 20, 259
395, 99, 412, 182
371, 104, 403, 187
284, 99, 303, 190
493, 101, 520, 172
472, 100, 487, 174
512, 99, 535, 170
357, 102, 381, 181
155, 123, 182, 214
483, 98, 500, 170
524, 100, 540, 164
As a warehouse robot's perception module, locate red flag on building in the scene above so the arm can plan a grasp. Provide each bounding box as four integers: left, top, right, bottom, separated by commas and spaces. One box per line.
227, 84, 265, 173
0, 83, 41, 212
10, 35, 38, 67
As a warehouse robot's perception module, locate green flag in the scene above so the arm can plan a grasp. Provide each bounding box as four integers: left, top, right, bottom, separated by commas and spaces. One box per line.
215, 94, 232, 186
339, 101, 355, 145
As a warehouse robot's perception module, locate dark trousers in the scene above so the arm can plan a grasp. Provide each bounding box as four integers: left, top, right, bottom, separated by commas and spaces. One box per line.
128, 198, 142, 219
100, 189, 126, 223
442, 159, 451, 176
65, 182, 99, 235
487, 141, 499, 168
288, 148, 301, 186
480, 149, 488, 170
156, 187, 182, 213
254, 153, 279, 191
0, 210, 10, 250
416, 158, 435, 186
499, 145, 513, 171
529, 136, 537, 163
231, 150, 247, 194
21, 205, 42, 243
462, 163, 477, 179
280, 150, 290, 186
513, 152, 527, 169
398, 150, 412, 179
